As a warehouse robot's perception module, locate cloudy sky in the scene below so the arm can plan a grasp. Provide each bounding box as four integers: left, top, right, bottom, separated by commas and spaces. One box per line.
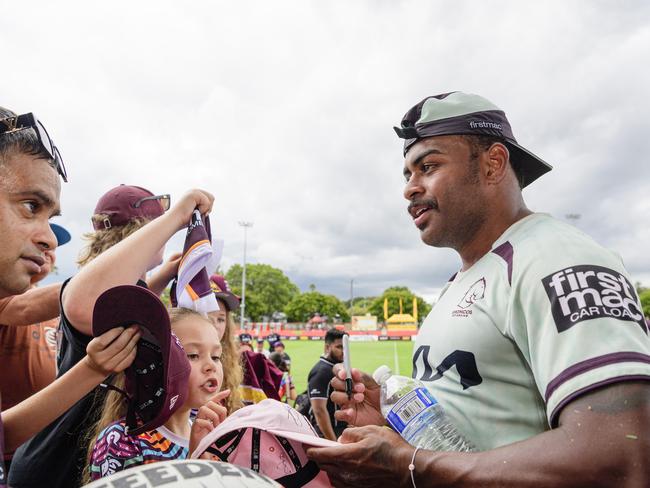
2, 1, 649, 302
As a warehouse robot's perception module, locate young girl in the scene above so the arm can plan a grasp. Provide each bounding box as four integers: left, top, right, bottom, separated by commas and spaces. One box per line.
84, 308, 228, 482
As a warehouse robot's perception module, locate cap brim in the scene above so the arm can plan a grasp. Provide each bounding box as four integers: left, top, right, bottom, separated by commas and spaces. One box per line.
267, 429, 340, 448
92, 285, 169, 338
50, 223, 71, 246
191, 420, 340, 459
214, 292, 240, 312
503, 141, 553, 188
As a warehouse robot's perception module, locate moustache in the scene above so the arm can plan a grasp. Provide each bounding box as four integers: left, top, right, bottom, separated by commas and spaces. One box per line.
407, 199, 438, 214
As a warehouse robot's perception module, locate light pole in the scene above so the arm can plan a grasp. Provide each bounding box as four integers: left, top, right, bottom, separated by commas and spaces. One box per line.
239, 221, 253, 329
349, 279, 354, 320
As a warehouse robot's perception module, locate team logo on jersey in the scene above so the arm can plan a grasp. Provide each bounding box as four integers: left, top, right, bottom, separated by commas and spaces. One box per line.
412, 347, 483, 389
453, 278, 486, 317
542, 265, 647, 333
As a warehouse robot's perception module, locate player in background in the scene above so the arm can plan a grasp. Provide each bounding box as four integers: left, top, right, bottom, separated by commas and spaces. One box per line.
307, 328, 347, 441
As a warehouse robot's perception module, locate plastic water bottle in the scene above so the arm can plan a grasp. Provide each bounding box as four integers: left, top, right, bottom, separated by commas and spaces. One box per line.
373, 365, 475, 452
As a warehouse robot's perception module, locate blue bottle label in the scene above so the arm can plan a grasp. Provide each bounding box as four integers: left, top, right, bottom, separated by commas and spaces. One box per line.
386, 387, 437, 434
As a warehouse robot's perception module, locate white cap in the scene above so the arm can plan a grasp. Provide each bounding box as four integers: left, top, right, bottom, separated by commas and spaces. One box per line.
372, 365, 392, 385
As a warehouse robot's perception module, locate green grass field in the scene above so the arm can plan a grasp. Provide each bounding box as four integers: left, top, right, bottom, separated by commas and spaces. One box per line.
283, 340, 414, 394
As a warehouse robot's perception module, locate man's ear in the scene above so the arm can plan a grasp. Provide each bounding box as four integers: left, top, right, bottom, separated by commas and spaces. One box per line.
484, 143, 510, 184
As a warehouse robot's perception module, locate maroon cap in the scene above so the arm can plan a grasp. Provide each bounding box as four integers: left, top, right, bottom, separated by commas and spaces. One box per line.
92, 184, 168, 230
209, 274, 241, 312
92, 285, 191, 435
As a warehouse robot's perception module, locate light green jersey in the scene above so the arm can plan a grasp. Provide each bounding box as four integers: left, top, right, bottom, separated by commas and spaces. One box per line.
413, 213, 649, 450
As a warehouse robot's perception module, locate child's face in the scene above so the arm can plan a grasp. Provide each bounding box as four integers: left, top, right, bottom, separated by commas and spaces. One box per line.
173, 316, 224, 409
207, 299, 228, 339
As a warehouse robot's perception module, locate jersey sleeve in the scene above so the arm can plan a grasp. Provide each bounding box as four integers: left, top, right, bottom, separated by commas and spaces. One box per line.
308, 365, 331, 399
89, 421, 144, 480
507, 230, 650, 427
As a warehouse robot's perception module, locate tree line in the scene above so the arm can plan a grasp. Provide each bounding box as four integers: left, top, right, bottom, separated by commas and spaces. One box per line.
223, 263, 432, 324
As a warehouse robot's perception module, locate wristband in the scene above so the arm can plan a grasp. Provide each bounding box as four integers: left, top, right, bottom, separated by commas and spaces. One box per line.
409, 447, 420, 488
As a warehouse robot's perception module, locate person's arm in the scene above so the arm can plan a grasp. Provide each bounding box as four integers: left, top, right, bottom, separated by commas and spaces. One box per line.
146, 252, 182, 297
310, 398, 337, 441
1, 325, 140, 451
0, 283, 62, 326
307, 381, 650, 487
62, 189, 214, 335
288, 377, 297, 402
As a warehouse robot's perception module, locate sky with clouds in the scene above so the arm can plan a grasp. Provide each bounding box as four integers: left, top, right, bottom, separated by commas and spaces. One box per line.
2, 0, 649, 303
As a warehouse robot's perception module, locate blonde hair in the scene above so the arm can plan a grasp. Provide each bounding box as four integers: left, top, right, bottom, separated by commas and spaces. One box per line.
82, 308, 214, 484
220, 310, 244, 414
77, 217, 149, 267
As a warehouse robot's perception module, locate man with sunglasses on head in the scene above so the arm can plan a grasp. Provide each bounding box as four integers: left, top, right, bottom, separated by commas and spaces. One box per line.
0, 108, 144, 488
9, 182, 214, 487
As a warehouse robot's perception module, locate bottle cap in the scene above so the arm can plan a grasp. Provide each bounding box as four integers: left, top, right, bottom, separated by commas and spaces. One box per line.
372, 365, 392, 385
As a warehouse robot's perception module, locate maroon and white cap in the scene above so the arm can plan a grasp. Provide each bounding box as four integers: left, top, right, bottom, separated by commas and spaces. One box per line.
92, 285, 191, 435
92, 184, 168, 230
210, 274, 241, 312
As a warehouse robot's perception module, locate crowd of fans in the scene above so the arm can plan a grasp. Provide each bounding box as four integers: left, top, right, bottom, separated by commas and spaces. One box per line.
0, 107, 343, 487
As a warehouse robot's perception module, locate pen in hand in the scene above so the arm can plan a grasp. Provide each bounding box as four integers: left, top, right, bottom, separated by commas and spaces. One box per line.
343, 333, 352, 399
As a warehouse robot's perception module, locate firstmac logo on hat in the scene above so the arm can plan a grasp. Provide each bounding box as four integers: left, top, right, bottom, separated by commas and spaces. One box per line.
469, 120, 502, 130
542, 265, 647, 334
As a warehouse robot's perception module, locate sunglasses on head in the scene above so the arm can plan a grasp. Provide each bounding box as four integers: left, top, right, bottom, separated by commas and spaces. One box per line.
0, 112, 68, 182
133, 194, 171, 211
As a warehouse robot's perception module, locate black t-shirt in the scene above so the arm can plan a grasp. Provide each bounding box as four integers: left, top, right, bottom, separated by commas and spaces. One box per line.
307, 356, 346, 438
9, 279, 147, 488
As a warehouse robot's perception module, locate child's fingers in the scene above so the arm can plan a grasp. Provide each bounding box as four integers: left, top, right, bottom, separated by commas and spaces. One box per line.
193, 418, 214, 433
209, 402, 228, 424
112, 340, 139, 372
212, 389, 230, 403
104, 330, 141, 372
196, 405, 223, 428
93, 327, 125, 349
215, 405, 227, 424
100, 326, 139, 355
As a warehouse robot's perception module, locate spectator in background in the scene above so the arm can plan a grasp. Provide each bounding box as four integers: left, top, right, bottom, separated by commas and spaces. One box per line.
238, 331, 283, 406
0, 224, 69, 470
307, 328, 347, 441
269, 352, 296, 404
272, 340, 291, 369
256, 337, 270, 358
266, 331, 280, 353
238, 333, 253, 353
